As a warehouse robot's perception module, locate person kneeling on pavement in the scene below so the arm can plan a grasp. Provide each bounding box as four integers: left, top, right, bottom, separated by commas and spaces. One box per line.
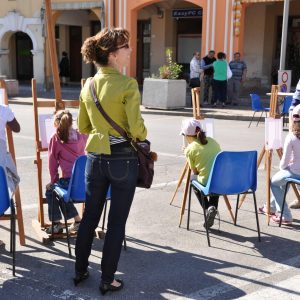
182, 119, 221, 228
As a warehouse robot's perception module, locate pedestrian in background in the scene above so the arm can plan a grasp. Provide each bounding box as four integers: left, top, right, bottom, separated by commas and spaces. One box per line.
227, 52, 247, 106
75, 27, 147, 295
189, 51, 202, 88
200, 50, 216, 105
59, 51, 70, 86
212, 52, 228, 108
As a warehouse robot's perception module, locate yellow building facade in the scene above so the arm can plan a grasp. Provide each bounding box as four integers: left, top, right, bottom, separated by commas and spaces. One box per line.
0, 0, 300, 89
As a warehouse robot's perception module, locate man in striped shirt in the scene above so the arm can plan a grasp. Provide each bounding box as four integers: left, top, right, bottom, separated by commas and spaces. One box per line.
227, 52, 247, 106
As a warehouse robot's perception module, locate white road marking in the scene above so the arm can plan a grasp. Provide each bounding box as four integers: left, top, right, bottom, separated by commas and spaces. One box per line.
172, 254, 300, 300
16, 154, 47, 161
14, 135, 35, 140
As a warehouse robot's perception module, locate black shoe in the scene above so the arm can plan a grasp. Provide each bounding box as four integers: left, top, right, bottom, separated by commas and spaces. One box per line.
99, 279, 124, 295
73, 270, 89, 286
204, 206, 218, 228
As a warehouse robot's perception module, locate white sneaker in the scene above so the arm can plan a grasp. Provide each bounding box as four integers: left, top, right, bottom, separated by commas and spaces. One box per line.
46, 223, 64, 234
69, 222, 81, 232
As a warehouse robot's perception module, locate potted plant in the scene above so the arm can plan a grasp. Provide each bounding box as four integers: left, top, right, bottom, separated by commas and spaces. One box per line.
142, 49, 186, 109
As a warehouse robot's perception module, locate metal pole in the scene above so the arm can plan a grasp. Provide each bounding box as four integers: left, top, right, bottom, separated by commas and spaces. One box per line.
279, 0, 290, 70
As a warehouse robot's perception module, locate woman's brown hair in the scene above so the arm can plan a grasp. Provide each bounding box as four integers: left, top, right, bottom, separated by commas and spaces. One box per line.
54, 110, 73, 143
196, 126, 208, 145
292, 121, 300, 139
81, 27, 130, 66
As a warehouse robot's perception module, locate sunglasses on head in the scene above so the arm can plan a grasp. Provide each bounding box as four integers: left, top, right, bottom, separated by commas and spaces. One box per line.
116, 43, 129, 50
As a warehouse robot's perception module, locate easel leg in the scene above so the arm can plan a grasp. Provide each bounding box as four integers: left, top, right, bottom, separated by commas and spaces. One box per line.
170, 162, 189, 205
14, 187, 25, 245
291, 183, 300, 202
223, 195, 235, 223
266, 150, 273, 225
239, 147, 266, 209
179, 168, 191, 227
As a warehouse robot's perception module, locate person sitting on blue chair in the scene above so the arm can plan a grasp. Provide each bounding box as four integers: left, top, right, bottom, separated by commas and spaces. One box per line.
287, 79, 300, 209
45, 110, 87, 234
259, 104, 300, 225
181, 118, 221, 228
0, 103, 20, 247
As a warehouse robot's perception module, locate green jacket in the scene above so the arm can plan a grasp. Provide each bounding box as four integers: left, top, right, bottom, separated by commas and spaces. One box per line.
78, 67, 147, 154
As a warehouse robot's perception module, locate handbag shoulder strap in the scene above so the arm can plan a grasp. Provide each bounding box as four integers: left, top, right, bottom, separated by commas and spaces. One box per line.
89, 78, 148, 156
89, 78, 130, 141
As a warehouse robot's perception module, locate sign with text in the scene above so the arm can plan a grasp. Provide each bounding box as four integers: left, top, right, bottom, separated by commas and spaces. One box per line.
172, 9, 202, 18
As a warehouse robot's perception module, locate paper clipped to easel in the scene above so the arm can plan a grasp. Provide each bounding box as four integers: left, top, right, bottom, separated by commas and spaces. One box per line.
200, 118, 214, 138
265, 118, 283, 150
0, 88, 5, 105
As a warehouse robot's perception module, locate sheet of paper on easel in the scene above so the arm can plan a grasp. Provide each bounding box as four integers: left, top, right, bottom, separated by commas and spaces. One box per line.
39, 114, 55, 148
265, 118, 283, 150
200, 118, 214, 138
0, 88, 5, 105
39, 112, 79, 148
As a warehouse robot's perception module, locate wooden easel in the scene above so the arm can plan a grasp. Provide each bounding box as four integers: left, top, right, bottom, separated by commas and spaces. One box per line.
0, 80, 26, 246
31, 0, 81, 242
31, 79, 81, 242
170, 87, 235, 226
238, 85, 300, 224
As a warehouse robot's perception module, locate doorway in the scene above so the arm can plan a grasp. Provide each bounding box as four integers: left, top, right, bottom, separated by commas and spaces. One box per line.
15, 32, 33, 81
137, 20, 151, 85
69, 26, 82, 82
275, 16, 300, 86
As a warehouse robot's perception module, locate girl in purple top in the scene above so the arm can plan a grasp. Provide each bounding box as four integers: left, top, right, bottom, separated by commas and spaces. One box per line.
45, 110, 87, 234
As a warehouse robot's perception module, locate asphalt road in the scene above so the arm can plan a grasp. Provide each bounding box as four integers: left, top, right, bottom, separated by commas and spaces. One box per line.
1, 103, 300, 300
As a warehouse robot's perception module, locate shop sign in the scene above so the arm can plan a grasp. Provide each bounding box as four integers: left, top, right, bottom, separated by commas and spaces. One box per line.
172, 9, 202, 18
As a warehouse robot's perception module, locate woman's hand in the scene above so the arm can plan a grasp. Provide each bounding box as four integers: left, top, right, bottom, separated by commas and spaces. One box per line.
46, 183, 53, 190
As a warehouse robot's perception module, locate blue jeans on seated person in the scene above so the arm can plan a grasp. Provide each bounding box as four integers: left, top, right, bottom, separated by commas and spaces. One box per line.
191, 175, 219, 209
270, 169, 300, 221
75, 142, 138, 284
46, 178, 79, 222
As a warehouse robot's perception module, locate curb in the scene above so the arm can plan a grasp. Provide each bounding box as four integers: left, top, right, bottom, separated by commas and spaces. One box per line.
9, 99, 260, 122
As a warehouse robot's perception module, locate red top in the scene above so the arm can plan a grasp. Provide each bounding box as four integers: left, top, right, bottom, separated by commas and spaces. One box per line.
48, 128, 87, 184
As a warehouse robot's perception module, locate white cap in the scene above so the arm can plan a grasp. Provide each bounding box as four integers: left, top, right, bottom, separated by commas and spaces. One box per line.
292, 104, 300, 122
180, 118, 202, 136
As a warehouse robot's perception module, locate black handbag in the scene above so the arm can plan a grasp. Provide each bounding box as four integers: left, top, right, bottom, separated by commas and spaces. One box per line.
89, 79, 155, 188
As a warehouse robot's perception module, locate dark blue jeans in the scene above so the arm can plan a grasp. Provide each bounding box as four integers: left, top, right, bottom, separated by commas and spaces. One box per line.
212, 79, 227, 104
75, 142, 138, 284
46, 178, 78, 222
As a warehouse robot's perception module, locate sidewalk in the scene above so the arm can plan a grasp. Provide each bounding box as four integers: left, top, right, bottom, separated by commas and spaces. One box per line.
7, 84, 269, 122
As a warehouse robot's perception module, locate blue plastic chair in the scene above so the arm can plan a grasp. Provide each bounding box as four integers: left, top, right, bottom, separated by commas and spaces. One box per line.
281, 96, 293, 127
187, 151, 261, 246
248, 94, 270, 128
0, 166, 16, 276
52, 155, 124, 257
279, 177, 300, 227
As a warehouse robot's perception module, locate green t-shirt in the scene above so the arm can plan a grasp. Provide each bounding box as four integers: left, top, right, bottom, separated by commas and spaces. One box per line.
213, 60, 227, 81
184, 137, 221, 186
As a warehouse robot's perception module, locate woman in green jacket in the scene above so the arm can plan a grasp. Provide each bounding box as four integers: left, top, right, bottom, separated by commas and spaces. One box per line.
74, 28, 147, 295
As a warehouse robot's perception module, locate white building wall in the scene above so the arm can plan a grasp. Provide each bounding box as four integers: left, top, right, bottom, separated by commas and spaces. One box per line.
0, 11, 44, 88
